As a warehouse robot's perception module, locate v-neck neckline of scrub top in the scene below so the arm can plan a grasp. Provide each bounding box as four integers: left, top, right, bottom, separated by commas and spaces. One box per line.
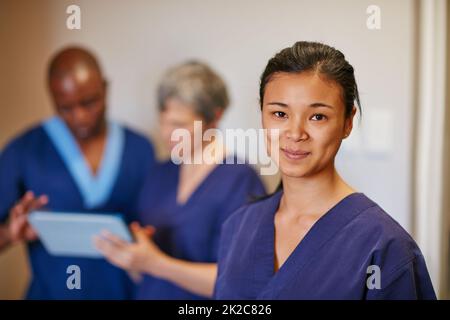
43, 116, 125, 209
173, 161, 223, 209
172, 154, 239, 208
255, 191, 370, 299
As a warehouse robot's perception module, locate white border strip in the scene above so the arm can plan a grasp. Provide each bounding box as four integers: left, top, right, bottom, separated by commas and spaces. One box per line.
415, 0, 448, 297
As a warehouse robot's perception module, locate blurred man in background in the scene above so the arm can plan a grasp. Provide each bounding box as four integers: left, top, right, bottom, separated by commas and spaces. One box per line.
0, 47, 155, 299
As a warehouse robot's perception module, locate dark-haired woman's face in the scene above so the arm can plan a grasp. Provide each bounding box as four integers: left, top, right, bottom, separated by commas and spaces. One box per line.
262, 71, 355, 178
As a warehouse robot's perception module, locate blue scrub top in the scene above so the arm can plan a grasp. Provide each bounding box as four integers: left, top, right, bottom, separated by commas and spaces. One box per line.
0, 119, 156, 299
135, 158, 266, 300
214, 191, 437, 300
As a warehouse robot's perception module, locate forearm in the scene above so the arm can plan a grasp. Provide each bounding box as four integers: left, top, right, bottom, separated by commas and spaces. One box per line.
151, 256, 217, 298
0, 223, 11, 251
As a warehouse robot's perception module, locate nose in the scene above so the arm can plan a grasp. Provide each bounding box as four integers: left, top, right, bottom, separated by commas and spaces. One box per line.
72, 105, 90, 124
286, 116, 309, 141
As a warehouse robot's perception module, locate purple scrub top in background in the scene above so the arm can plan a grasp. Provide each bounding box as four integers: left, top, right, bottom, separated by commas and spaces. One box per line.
135, 157, 266, 300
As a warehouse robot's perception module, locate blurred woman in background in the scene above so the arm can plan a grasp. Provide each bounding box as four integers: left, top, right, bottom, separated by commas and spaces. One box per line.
95, 61, 266, 299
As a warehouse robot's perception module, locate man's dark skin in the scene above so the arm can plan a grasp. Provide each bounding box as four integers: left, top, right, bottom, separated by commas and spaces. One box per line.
0, 47, 109, 250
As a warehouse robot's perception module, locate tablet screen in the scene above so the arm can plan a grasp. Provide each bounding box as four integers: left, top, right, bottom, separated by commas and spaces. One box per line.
28, 211, 133, 258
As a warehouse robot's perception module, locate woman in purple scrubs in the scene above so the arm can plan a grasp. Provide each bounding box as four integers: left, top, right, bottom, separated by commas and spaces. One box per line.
214, 42, 436, 300
95, 61, 266, 299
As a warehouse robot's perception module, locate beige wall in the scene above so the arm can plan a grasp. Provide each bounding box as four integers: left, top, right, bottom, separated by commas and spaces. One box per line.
0, 0, 55, 299
0, 1, 53, 146
0, 0, 423, 298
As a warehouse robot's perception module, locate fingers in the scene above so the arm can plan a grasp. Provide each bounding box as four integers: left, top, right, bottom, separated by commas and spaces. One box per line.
93, 236, 129, 270
130, 222, 153, 243
94, 236, 120, 263
99, 230, 128, 248
144, 225, 156, 237
93, 235, 117, 256
131, 222, 156, 236
11, 191, 48, 219
11, 191, 34, 218
29, 195, 49, 212
9, 191, 47, 243
9, 215, 28, 242
24, 225, 38, 241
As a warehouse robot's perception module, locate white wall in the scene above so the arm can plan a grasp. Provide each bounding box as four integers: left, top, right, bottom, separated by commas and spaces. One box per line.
0, 0, 419, 297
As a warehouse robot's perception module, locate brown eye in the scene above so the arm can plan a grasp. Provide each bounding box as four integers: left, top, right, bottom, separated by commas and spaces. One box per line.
81, 97, 99, 108
273, 111, 287, 118
311, 114, 327, 121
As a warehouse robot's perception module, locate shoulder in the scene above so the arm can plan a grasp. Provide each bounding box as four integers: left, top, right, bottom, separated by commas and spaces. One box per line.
349, 194, 424, 271
120, 125, 156, 170
121, 125, 154, 153
340, 194, 435, 297
355, 195, 417, 250
218, 155, 263, 182
140, 159, 177, 187
154, 159, 178, 174
354, 197, 435, 297
1, 123, 47, 157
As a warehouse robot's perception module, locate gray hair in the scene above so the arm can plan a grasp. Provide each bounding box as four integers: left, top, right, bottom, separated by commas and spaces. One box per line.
157, 61, 229, 123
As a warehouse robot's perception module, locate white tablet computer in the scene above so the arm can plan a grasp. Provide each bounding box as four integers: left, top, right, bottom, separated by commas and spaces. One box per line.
28, 211, 133, 258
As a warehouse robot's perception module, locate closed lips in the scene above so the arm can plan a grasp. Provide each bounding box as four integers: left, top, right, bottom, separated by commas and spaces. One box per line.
281, 148, 310, 155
